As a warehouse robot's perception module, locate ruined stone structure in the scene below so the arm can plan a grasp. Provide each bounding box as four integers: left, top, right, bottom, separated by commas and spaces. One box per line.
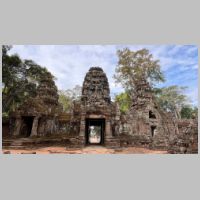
70, 67, 119, 146
5, 67, 198, 153
169, 119, 198, 153
9, 72, 61, 138
66, 67, 197, 152
117, 78, 178, 149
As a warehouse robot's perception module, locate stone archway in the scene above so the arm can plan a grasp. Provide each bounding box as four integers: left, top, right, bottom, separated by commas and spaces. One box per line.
85, 118, 105, 145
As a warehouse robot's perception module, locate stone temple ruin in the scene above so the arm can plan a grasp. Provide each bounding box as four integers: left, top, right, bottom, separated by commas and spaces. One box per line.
4, 67, 198, 153
9, 72, 61, 138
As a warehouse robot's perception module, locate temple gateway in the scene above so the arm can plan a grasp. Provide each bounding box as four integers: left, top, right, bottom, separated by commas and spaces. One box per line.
6, 67, 198, 153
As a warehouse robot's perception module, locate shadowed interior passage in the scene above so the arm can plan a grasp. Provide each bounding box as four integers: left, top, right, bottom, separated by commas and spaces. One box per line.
86, 118, 105, 145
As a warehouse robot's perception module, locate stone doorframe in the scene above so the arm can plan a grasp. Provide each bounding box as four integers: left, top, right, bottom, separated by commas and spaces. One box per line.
85, 118, 105, 145
13, 115, 40, 137
79, 114, 112, 145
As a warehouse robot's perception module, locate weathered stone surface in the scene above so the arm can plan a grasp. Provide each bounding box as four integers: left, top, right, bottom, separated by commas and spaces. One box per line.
168, 119, 198, 154
116, 78, 178, 149
71, 67, 116, 146
5, 66, 198, 154
81, 67, 111, 112
10, 72, 61, 137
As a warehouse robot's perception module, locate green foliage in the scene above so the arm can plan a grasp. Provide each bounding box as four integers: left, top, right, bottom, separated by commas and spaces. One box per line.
181, 106, 198, 119
58, 85, 82, 112
2, 45, 52, 115
58, 91, 73, 112
115, 92, 131, 113
69, 85, 82, 100
154, 86, 189, 119
114, 48, 165, 91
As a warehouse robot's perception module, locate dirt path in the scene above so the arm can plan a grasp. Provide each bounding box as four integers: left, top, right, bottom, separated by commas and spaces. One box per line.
2, 146, 167, 154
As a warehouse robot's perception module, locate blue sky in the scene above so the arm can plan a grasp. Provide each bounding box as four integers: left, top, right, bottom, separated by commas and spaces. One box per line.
9, 45, 198, 106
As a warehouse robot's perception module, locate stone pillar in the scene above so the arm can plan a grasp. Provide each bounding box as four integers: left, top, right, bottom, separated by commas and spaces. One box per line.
79, 115, 85, 137
30, 116, 39, 137
13, 116, 22, 136
79, 114, 86, 146
105, 119, 112, 138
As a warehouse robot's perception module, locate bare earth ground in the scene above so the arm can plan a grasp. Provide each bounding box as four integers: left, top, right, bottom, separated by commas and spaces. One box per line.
2, 146, 167, 154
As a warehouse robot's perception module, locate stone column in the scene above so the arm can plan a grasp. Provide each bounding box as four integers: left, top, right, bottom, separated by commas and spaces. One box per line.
78, 113, 86, 146
104, 118, 114, 147
79, 115, 85, 137
13, 116, 22, 136
30, 116, 39, 137
105, 119, 112, 138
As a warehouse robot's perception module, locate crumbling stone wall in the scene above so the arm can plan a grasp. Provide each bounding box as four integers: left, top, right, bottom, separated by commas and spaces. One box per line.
116, 79, 178, 149
71, 67, 119, 146
6, 66, 198, 153
168, 119, 198, 153
68, 67, 197, 152
10, 72, 61, 137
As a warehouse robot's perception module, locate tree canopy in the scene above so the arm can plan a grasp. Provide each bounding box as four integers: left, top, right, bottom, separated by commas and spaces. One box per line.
2, 45, 52, 116
115, 92, 131, 114
180, 106, 198, 119
113, 48, 197, 119
114, 48, 165, 92
153, 86, 189, 119
2, 46, 197, 120
58, 85, 82, 112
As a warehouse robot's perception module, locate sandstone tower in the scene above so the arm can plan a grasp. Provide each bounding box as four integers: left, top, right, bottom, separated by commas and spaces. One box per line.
10, 72, 60, 137
78, 67, 115, 145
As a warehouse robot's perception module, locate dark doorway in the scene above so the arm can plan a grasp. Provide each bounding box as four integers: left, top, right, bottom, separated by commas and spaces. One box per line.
86, 118, 105, 145
149, 111, 156, 119
21, 116, 34, 137
151, 126, 156, 137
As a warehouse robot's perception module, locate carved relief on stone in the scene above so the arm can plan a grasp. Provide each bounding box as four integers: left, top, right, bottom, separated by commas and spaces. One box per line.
81, 67, 111, 109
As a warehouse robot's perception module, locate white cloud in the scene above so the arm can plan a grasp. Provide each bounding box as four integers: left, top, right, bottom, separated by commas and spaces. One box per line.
9, 45, 198, 105
192, 64, 198, 69
185, 87, 198, 106
9, 45, 119, 92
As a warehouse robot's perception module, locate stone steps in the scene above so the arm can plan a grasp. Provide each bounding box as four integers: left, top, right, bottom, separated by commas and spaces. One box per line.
105, 137, 120, 148
2, 137, 72, 148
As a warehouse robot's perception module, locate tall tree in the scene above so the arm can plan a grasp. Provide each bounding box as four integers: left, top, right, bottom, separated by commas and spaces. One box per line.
58, 85, 82, 112
114, 48, 165, 92
154, 86, 189, 119
58, 90, 73, 112
2, 45, 51, 115
180, 106, 198, 119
